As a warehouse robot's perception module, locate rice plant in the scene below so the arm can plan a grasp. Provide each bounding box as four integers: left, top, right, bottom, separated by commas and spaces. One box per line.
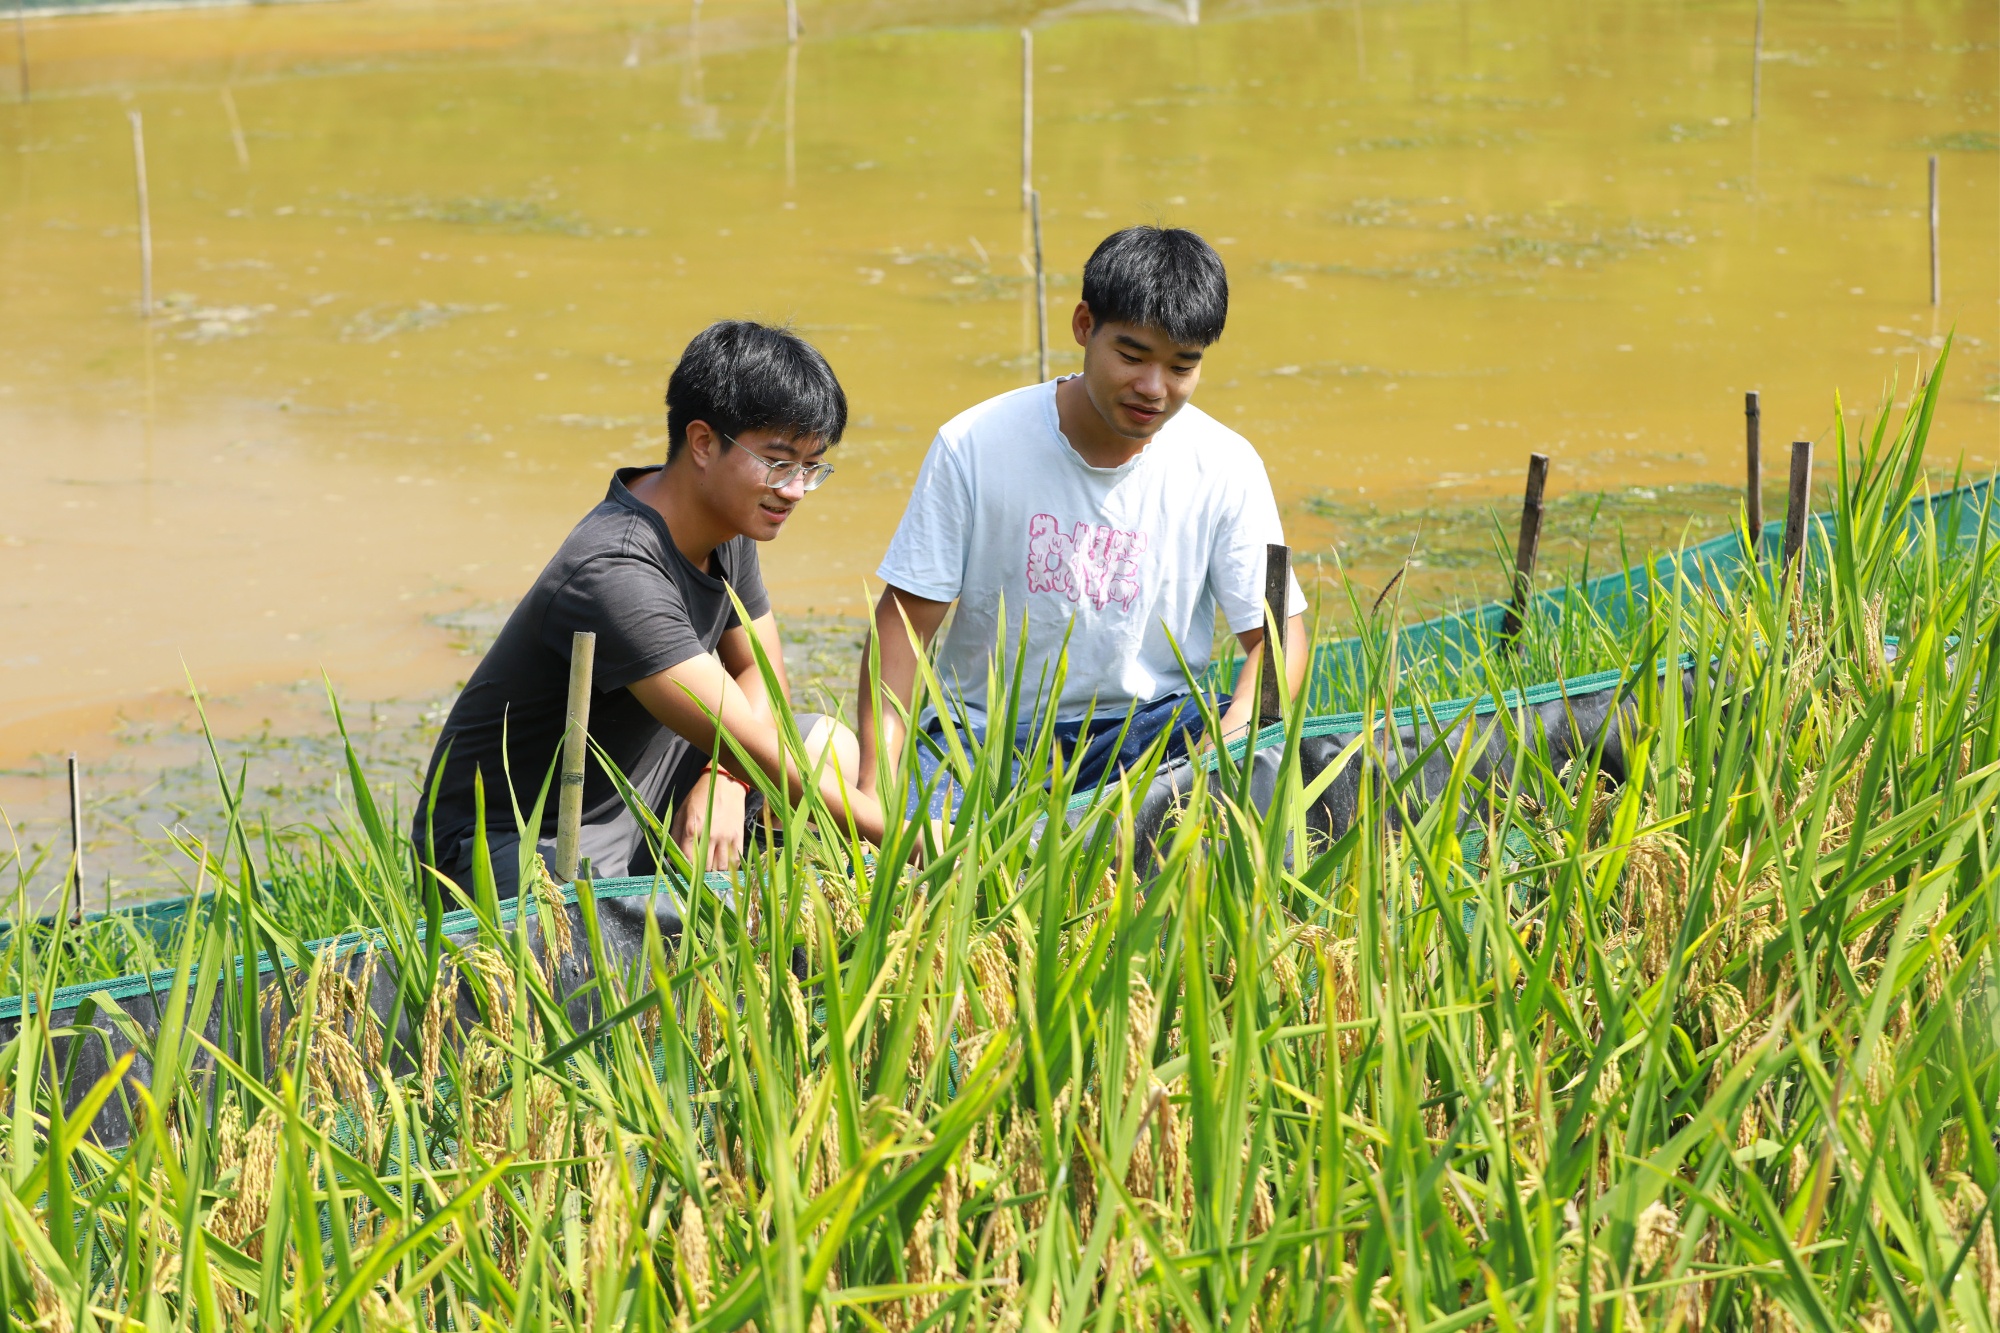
2, 357, 1997, 1330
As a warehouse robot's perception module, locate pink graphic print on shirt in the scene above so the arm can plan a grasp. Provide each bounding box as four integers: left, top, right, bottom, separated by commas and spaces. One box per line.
1025, 514, 1148, 612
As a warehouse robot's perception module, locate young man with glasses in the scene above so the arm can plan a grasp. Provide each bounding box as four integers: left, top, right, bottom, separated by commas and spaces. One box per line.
857, 226, 1309, 815
417, 320, 888, 897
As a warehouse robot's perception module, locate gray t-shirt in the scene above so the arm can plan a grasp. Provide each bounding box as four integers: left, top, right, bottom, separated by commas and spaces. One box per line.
416, 467, 770, 858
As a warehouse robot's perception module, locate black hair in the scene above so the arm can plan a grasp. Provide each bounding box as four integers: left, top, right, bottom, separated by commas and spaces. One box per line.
664, 320, 848, 462
1079, 226, 1229, 348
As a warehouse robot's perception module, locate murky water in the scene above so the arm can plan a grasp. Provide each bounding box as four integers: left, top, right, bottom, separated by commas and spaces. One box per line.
2, 0, 1996, 893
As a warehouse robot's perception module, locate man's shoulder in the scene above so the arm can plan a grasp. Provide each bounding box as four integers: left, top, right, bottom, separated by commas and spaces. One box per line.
936, 382, 1052, 448
536, 501, 674, 601
1162, 399, 1262, 464
560, 496, 657, 558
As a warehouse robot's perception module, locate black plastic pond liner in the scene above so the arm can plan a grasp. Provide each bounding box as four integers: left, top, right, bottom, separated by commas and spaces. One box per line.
1073, 658, 1691, 878
0, 874, 720, 1149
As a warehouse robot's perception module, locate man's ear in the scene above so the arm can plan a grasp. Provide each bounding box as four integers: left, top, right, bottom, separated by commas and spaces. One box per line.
1071, 301, 1094, 348
684, 420, 721, 469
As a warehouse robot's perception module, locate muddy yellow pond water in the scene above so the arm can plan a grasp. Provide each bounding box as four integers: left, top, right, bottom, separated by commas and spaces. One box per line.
0, 0, 1995, 872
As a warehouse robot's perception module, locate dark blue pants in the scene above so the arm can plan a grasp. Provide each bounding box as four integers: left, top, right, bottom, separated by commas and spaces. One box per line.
902, 693, 1224, 818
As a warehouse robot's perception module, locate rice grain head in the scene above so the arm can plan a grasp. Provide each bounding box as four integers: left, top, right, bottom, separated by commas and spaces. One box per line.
678, 1194, 713, 1310
1633, 1200, 1680, 1273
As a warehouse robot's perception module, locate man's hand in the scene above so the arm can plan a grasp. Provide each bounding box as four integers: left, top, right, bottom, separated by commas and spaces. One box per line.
675, 769, 747, 871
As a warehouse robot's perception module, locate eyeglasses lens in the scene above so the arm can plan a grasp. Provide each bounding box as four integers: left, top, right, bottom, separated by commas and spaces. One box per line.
769, 461, 832, 492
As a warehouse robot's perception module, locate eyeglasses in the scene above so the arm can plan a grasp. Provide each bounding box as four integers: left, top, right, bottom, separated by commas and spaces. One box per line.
722, 433, 836, 492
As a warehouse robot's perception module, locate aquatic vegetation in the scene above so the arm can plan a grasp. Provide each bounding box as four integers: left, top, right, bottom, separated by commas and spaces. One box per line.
341, 302, 507, 344
3, 362, 1999, 1328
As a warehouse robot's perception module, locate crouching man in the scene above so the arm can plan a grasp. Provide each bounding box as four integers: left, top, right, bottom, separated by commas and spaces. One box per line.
416, 320, 887, 896
857, 226, 1308, 813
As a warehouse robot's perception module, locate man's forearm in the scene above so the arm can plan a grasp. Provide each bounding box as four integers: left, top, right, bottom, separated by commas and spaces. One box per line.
856, 587, 951, 794
856, 606, 922, 793
1219, 612, 1309, 741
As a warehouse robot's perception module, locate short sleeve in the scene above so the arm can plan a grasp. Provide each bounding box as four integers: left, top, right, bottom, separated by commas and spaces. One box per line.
542, 555, 707, 692
720, 538, 771, 627
876, 435, 973, 602
1209, 462, 1309, 635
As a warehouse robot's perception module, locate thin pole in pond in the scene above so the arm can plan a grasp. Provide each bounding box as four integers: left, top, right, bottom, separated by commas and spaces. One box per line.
1020, 28, 1033, 209
1745, 390, 1763, 549
13, 5, 26, 104
1750, 0, 1763, 121
222, 86, 249, 169
1259, 544, 1290, 726
129, 110, 153, 321
1501, 453, 1550, 640
68, 754, 85, 924
1928, 153, 1940, 307
1030, 188, 1048, 382
1782, 439, 1813, 574
785, 0, 798, 42
553, 630, 597, 883
783, 35, 797, 192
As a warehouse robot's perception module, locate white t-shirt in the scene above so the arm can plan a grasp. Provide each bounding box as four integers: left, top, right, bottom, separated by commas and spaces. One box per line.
877, 378, 1306, 727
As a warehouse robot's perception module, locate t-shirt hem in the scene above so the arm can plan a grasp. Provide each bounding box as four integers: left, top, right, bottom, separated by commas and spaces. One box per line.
875, 565, 961, 603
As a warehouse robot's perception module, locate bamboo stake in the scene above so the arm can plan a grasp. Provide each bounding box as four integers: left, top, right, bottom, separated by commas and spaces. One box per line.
221, 86, 249, 169
68, 754, 84, 924
13, 5, 26, 104
1745, 390, 1762, 549
553, 631, 597, 883
1501, 453, 1550, 638
129, 110, 153, 320
783, 36, 797, 193
1782, 439, 1813, 574
1259, 544, 1290, 726
784, 0, 798, 42
1750, 0, 1763, 121
1020, 28, 1033, 208
1928, 154, 1940, 307
1030, 188, 1048, 382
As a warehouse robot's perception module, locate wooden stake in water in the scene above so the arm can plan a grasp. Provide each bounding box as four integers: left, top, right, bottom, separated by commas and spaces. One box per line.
553, 630, 597, 883
1750, 0, 1763, 121
783, 36, 797, 193
221, 86, 249, 169
68, 754, 85, 924
1030, 188, 1049, 382
1259, 544, 1290, 726
1745, 390, 1763, 549
1501, 453, 1550, 638
1020, 28, 1033, 208
129, 110, 153, 320
1928, 153, 1940, 307
1782, 439, 1813, 574
784, 0, 798, 42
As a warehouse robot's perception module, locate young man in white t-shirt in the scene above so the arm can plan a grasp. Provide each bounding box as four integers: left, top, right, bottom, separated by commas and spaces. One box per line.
857, 226, 1308, 813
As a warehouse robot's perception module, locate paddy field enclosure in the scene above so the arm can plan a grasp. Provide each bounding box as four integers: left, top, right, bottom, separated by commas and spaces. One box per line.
5, 357, 2000, 1329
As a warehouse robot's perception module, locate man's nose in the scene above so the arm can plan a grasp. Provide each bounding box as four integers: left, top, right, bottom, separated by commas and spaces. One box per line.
775, 470, 811, 501
1132, 363, 1167, 400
